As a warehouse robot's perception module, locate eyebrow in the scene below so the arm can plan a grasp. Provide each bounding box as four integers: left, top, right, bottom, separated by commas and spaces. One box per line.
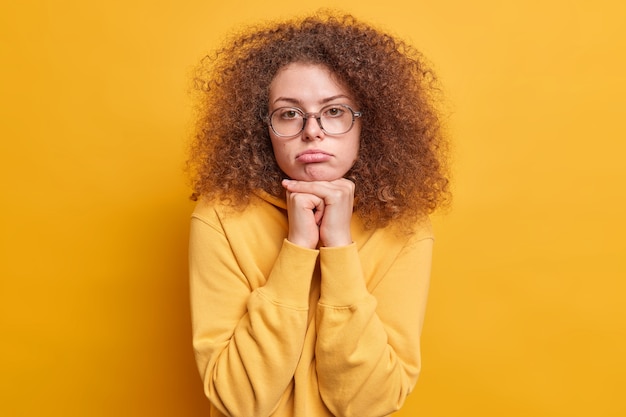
272, 94, 351, 106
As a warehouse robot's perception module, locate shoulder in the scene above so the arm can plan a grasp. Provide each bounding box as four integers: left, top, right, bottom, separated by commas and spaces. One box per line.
191, 197, 223, 226
373, 215, 434, 246
191, 193, 285, 229
409, 216, 434, 242
190, 197, 246, 231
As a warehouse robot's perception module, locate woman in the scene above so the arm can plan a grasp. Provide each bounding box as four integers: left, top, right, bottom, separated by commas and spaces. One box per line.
187, 12, 449, 417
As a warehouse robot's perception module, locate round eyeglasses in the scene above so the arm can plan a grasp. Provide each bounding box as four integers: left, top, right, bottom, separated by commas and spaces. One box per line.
268, 104, 362, 138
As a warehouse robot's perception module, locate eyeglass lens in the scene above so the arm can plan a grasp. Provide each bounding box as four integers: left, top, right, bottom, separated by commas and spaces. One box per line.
270, 105, 357, 137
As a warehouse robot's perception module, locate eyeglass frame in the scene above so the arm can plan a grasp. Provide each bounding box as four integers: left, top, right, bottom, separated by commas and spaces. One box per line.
266, 103, 363, 138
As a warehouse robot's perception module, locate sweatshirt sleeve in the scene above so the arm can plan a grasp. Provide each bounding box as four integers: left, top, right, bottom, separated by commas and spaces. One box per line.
189, 210, 319, 417
315, 229, 433, 417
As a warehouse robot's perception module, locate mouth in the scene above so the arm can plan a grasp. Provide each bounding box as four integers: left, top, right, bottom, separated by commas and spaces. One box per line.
295, 149, 333, 163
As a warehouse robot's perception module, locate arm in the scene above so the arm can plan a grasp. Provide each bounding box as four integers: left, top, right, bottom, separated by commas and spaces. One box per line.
280, 178, 432, 415
315, 232, 433, 417
189, 210, 318, 417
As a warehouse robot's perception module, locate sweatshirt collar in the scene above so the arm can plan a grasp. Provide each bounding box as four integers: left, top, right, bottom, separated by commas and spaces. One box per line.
253, 189, 287, 210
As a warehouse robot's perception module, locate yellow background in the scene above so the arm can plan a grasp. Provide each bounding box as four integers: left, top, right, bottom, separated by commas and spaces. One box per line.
1, 0, 625, 416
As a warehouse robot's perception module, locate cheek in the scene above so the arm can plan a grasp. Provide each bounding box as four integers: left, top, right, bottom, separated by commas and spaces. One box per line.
348, 132, 361, 163
269, 135, 281, 157
269, 138, 290, 168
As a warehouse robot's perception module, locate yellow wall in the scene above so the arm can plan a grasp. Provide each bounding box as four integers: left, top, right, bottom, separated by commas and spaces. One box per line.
1, 0, 624, 415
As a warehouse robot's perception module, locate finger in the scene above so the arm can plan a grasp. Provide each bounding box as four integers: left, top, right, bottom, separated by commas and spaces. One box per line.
314, 200, 325, 225
282, 179, 354, 201
289, 191, 324, 212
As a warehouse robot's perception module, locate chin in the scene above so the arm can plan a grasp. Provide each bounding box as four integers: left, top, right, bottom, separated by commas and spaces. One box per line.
292, 166, 349, 182
300, 172, 345, 182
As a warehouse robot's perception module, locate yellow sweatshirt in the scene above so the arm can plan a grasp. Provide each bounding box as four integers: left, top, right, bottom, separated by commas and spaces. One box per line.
189, 190, 433, 417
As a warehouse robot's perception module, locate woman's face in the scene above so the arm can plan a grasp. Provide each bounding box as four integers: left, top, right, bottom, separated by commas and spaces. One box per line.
268, 62, 361, 182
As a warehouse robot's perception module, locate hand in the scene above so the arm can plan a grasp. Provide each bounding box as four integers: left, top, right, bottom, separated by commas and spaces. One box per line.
282, 178, 355, 248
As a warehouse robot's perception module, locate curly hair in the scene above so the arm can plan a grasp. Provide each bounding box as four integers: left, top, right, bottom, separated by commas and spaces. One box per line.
187, 11, 450, 229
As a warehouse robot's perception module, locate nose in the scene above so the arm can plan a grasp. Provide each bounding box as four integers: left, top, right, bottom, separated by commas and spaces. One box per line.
302, 114, 325, 141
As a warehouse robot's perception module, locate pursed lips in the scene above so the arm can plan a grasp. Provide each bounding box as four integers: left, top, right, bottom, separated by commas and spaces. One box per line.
295, 149, 333, 163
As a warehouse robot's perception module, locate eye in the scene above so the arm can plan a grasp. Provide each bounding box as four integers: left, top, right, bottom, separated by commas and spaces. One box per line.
279, 108, 301, 120
323, 106, 345, 118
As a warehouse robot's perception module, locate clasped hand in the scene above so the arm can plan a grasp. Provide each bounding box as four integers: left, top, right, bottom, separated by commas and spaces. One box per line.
282, 178, 355, 249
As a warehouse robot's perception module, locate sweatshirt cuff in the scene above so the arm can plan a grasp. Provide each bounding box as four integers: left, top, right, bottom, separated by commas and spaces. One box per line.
259, 239, 319, 309
318, 243, 370, 307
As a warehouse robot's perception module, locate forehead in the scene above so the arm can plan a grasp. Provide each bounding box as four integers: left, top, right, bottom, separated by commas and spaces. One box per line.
269, 62, 351, 104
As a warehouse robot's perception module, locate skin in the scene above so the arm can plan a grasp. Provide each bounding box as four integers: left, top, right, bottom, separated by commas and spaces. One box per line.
268, 63, 361, 249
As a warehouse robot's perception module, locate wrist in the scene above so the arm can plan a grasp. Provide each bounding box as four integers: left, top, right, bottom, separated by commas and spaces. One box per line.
288, 233, 319, 250
320, 235, 352, 248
